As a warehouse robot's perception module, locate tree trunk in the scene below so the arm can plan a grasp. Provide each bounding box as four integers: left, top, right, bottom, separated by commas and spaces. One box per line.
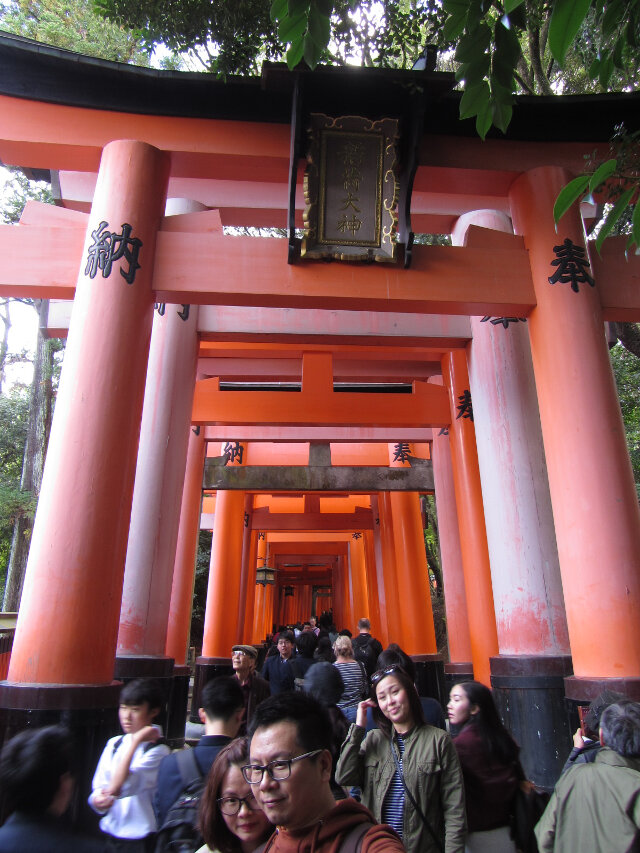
0, 300, 11, 396
612, 321, 640, 360
3, 301, 54, 611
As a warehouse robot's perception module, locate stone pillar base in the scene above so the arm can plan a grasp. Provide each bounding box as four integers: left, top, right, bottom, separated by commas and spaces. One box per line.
0, 681, 122, 832
191, 656, 233, 723
167, 665, 190, 749
490, 654, 573, 790
564, 675, 640, 702
412, 655, 446, 706
114, 655, 174, 739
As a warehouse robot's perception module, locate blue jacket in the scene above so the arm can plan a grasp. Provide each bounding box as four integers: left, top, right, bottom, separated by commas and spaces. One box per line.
0, 812, 106, 852
261, 655, 296, 695
153, 734, 232, 827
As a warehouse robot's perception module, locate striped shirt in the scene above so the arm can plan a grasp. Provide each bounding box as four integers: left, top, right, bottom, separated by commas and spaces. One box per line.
382, 733, 406, 838
334, 661, 367, 709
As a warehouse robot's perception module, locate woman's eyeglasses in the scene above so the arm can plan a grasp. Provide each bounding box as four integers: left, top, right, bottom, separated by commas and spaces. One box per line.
216, 793, 261, 815
370, 665, 405, 687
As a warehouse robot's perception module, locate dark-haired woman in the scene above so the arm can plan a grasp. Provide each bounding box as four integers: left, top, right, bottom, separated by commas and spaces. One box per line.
447, 681, 520, 853
336, 665, 466, 853
197, 738, 273, 853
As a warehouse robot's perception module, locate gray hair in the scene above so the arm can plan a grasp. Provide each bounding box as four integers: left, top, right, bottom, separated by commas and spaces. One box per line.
357, 618, 371, 631
600, 701, 640, 757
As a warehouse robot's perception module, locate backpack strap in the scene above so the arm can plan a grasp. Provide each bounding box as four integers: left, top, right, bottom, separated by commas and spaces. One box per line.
340, 822, 374, 853
174, 747, 204, 788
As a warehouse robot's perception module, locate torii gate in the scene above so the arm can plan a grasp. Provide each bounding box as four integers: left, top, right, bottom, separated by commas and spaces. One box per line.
0, 33, 640, 792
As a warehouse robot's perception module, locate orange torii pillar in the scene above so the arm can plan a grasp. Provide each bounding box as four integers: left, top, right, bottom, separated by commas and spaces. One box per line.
252, 534, 268, 643
364, 529, 386, 648
454, 210, 572, 786
388, 445, 445, 703
263, 547, 276, 638
193, 443, 248, 718
0, 141, 169, 756
510, 169, 640, 702
238, 497, 257, 643
375, 493, 404, 647
349, 533, 370, 631
430, 425, 473, 686
116, 268, 200, 739
442, 352, 499, 688
165, 423, 206, 743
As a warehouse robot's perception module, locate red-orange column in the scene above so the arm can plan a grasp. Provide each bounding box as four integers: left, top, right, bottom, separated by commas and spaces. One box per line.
431, 426, 472, 674
349, 534, 369, 629
377, 492, 404, 646
165, 425, 206, 664
252, 535, 268, 643
364, 530, 386, 648
263, 555, 275, 638
7, 140, 169, 687
388, 445, 438, 656
510, 168, 640, 696
236, 494, 256, 643
442, 351, 499, 687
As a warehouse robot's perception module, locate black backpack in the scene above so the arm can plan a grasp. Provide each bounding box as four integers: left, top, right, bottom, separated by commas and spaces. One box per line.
352, 636, 377, 678
155, 749, 205, 853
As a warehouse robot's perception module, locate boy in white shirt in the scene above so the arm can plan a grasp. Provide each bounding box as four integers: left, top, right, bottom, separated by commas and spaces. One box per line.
89, 678, 170, 852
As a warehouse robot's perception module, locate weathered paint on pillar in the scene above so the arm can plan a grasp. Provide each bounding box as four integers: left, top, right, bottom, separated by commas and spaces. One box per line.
8, 140, 169, 685
431, 425, 472, 665
454, 211, 570, 657
165, 425, 206, 663
237, 495, 255, 642
510, 168, 640, 680
241, 523, 258, 643
349, 534, 369, 630
442, 351, 498, 686
117, 299, 200, 656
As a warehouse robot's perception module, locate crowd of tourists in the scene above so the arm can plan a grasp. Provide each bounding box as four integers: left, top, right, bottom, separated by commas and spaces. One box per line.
0, 616, 639, 853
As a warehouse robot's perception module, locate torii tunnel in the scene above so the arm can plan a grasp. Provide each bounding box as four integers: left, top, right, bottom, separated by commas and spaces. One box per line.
0, 32, 640, 791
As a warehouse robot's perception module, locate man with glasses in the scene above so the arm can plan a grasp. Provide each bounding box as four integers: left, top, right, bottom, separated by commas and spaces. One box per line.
261, 631, 297, 696
245, 692, 406, 852
231, 644, 270, 735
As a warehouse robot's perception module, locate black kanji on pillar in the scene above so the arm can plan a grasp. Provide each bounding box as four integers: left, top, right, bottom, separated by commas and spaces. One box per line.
392, 442, 412, 464
456, 390, 473, 422
548, 238, 595, 293
223, 441, 244, 465
85, 221, 143, 285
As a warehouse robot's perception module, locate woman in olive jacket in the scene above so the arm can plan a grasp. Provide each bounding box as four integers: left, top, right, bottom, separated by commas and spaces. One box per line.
335, 665, 466, 853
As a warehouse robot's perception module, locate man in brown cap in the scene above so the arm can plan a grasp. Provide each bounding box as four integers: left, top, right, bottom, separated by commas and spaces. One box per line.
231, 644, 271, 734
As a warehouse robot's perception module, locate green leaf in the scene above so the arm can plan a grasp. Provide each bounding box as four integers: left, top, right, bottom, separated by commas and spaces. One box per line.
491, 98, 512, 134
303, 31, 322, 67
442, 11, 467, 42
279, 9, 307, 43
455, 53, 491, 84
308, 3, 330, 48
598, 52, 614, 88
503, 0, 525, 11
288, 0, 310, 15
553, 175, 590, 225
476, 97, 493, 139
602, 0, 625, 37
455, 24, 491, 63
612, 34, 625, 70
633, 200, 640, 248
549, 0, 591, 66
627, 14, 639, 48
442, 0, 468, 12
589, 159, 617, 194
588, 56, 600, 79
270, 0, 288, 21
315, 0, 333, 14
595, 187, 635, 254
459, 80, 490, 119
286, 35, 305, 68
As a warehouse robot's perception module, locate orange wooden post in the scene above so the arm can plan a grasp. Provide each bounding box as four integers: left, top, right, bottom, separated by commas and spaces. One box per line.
237, 495, 256, 643
442, 351, 499, 687
510, 168, 640, 700
377, 492, 404, 646
364, 530, 386, 648
165, 425, 206, 663
117, 302, 199, 671
431, 426, 473, 678
263, 552, 275, 638
251, 534, 268, 643
349, 534, 369, 630
6, 140, 168, 691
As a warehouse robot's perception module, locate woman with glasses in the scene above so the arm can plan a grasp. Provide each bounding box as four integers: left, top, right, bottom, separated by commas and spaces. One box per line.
335, 665, 466, 853
198, 738, 273, 853
447, 682, 520, 853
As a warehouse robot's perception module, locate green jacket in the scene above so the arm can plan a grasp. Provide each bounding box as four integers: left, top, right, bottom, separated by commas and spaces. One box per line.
335, 723, 466, 853
535, 747, 640, 853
